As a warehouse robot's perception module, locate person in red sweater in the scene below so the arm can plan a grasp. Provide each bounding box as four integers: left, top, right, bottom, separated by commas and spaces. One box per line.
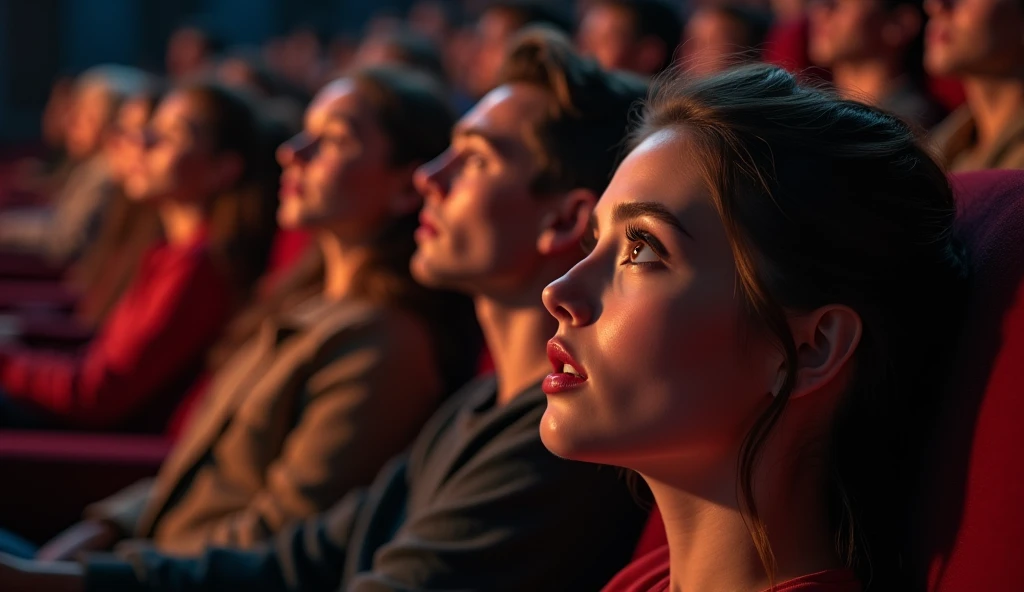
540, 65, 967, 591
0, 82, 278, 432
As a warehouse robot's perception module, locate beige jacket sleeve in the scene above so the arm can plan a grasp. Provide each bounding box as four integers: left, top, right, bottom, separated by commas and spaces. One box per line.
174, 309, 443, 552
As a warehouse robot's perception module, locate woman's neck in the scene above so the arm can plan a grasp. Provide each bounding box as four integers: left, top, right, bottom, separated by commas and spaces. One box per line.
158, 201, 207, 246
963, 76, 1024, 152
831, 58, 906, 107
319, 230, 374, 302
644, 436, 840, 592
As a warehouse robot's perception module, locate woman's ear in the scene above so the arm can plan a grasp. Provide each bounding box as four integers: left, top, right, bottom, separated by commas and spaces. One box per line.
788, 305, 862, 400
537, 188, 598, 256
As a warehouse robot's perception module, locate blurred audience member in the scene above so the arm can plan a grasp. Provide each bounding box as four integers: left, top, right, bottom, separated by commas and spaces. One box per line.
0, 66, 149, 264
353, 28, 448, 83
577, 0, 682, 76
408, 0, 462, 44
464, 1, 573, 99
69, 87, 165, 327
925, 0, 1024, 170
681, 5, 773, 77
809, 0, 945, 128
166, 21, 223, 82
0, 82, 278, 432
25, 66, 479, 562
271, 24, 331, 93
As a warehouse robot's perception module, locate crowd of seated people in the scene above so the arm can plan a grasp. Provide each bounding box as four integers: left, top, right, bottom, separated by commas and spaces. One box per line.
0, 0, 1022, 590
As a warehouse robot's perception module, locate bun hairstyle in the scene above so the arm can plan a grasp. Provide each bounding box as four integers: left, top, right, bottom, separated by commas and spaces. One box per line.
498, 26, 648, 197
632, 64, 967, 587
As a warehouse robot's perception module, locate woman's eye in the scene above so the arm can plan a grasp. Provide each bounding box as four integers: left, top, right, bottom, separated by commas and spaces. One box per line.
629, 242, 659, 264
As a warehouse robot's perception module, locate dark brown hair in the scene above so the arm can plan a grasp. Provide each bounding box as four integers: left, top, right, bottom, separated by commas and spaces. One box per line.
631, 64, 967, 588
178, 82, 280, 300
498, 27, 648, 196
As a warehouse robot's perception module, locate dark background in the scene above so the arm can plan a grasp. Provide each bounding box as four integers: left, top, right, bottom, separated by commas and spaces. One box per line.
0, 0, 422, 143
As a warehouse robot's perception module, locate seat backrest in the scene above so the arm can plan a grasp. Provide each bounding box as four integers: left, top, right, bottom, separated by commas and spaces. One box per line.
910, 170, 1024, 590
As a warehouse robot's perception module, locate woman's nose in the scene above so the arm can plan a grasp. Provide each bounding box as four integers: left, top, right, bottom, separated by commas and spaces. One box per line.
542, 264, 595, 328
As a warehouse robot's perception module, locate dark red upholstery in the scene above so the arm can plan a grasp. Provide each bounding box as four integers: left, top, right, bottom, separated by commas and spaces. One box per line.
910, 170, 1024, 591
0, 228, 319, 542
0, 430, 171, 543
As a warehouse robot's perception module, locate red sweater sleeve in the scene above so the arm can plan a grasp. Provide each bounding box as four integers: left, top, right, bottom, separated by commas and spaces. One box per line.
0, 243, 236, 429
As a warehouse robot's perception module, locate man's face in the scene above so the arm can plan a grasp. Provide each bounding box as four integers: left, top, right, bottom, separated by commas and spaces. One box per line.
411, 83, 555, 296
924, 0, 1024, 77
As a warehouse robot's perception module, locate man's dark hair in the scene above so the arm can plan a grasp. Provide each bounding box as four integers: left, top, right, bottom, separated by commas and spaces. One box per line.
499, 27, 648, 196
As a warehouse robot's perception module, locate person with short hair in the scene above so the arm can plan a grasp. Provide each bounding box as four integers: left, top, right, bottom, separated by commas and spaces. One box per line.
924, 0, 1024, 170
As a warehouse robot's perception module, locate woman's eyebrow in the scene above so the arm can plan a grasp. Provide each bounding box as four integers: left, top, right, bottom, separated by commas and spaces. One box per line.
612, 201, 693, 239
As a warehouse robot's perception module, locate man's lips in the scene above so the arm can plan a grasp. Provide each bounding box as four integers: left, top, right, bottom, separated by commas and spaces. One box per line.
543, 340, 587, 395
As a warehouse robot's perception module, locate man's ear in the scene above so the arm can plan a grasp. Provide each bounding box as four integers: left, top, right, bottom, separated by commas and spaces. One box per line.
537, 188, 598, 257
785, 305, 862, 400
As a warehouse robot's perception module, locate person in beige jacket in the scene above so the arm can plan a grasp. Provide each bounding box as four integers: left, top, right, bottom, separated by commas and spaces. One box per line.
29, 66, 480, 560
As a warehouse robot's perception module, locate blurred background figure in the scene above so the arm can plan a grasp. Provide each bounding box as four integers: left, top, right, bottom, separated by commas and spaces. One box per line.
809, 0, 945, 128
924, 0, 1024, 171
463, 1, 573, 99
166, 21, 223, 82
352, 27, 448, 83
576, 0, 683, 77
0, 66, 151, 265
681, 5, 773, 77
264, 23, 331, 94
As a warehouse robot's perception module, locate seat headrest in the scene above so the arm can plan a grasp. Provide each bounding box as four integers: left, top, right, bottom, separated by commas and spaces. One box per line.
912, 170, 1024, 591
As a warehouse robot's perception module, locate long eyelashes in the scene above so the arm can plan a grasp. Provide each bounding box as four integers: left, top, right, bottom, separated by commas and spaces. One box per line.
624, 224, 669, 260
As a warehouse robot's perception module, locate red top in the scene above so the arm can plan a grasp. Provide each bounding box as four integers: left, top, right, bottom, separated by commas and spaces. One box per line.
602, 545, 861, 592
0, 234, 235, 430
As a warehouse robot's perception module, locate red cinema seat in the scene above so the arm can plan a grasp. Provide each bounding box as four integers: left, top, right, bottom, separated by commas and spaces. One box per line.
910, 170, 1024, 591
0, 228, 314, 543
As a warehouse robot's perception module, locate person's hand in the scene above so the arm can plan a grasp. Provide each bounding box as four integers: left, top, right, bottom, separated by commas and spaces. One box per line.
0, 552, 85, 592
37, 519, 121, 561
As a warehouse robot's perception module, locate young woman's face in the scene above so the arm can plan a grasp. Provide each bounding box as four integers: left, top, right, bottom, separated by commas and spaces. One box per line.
540, 127, 779, 472
276, 79, 405, 239
124, 91, 223, 204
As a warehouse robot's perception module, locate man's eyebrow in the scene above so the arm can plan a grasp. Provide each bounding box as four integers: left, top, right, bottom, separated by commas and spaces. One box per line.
453, 125, 513, 155
612, 201, 693, 239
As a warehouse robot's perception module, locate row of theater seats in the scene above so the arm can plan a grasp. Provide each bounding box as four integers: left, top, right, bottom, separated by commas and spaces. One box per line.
0, 170, 1021, 590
